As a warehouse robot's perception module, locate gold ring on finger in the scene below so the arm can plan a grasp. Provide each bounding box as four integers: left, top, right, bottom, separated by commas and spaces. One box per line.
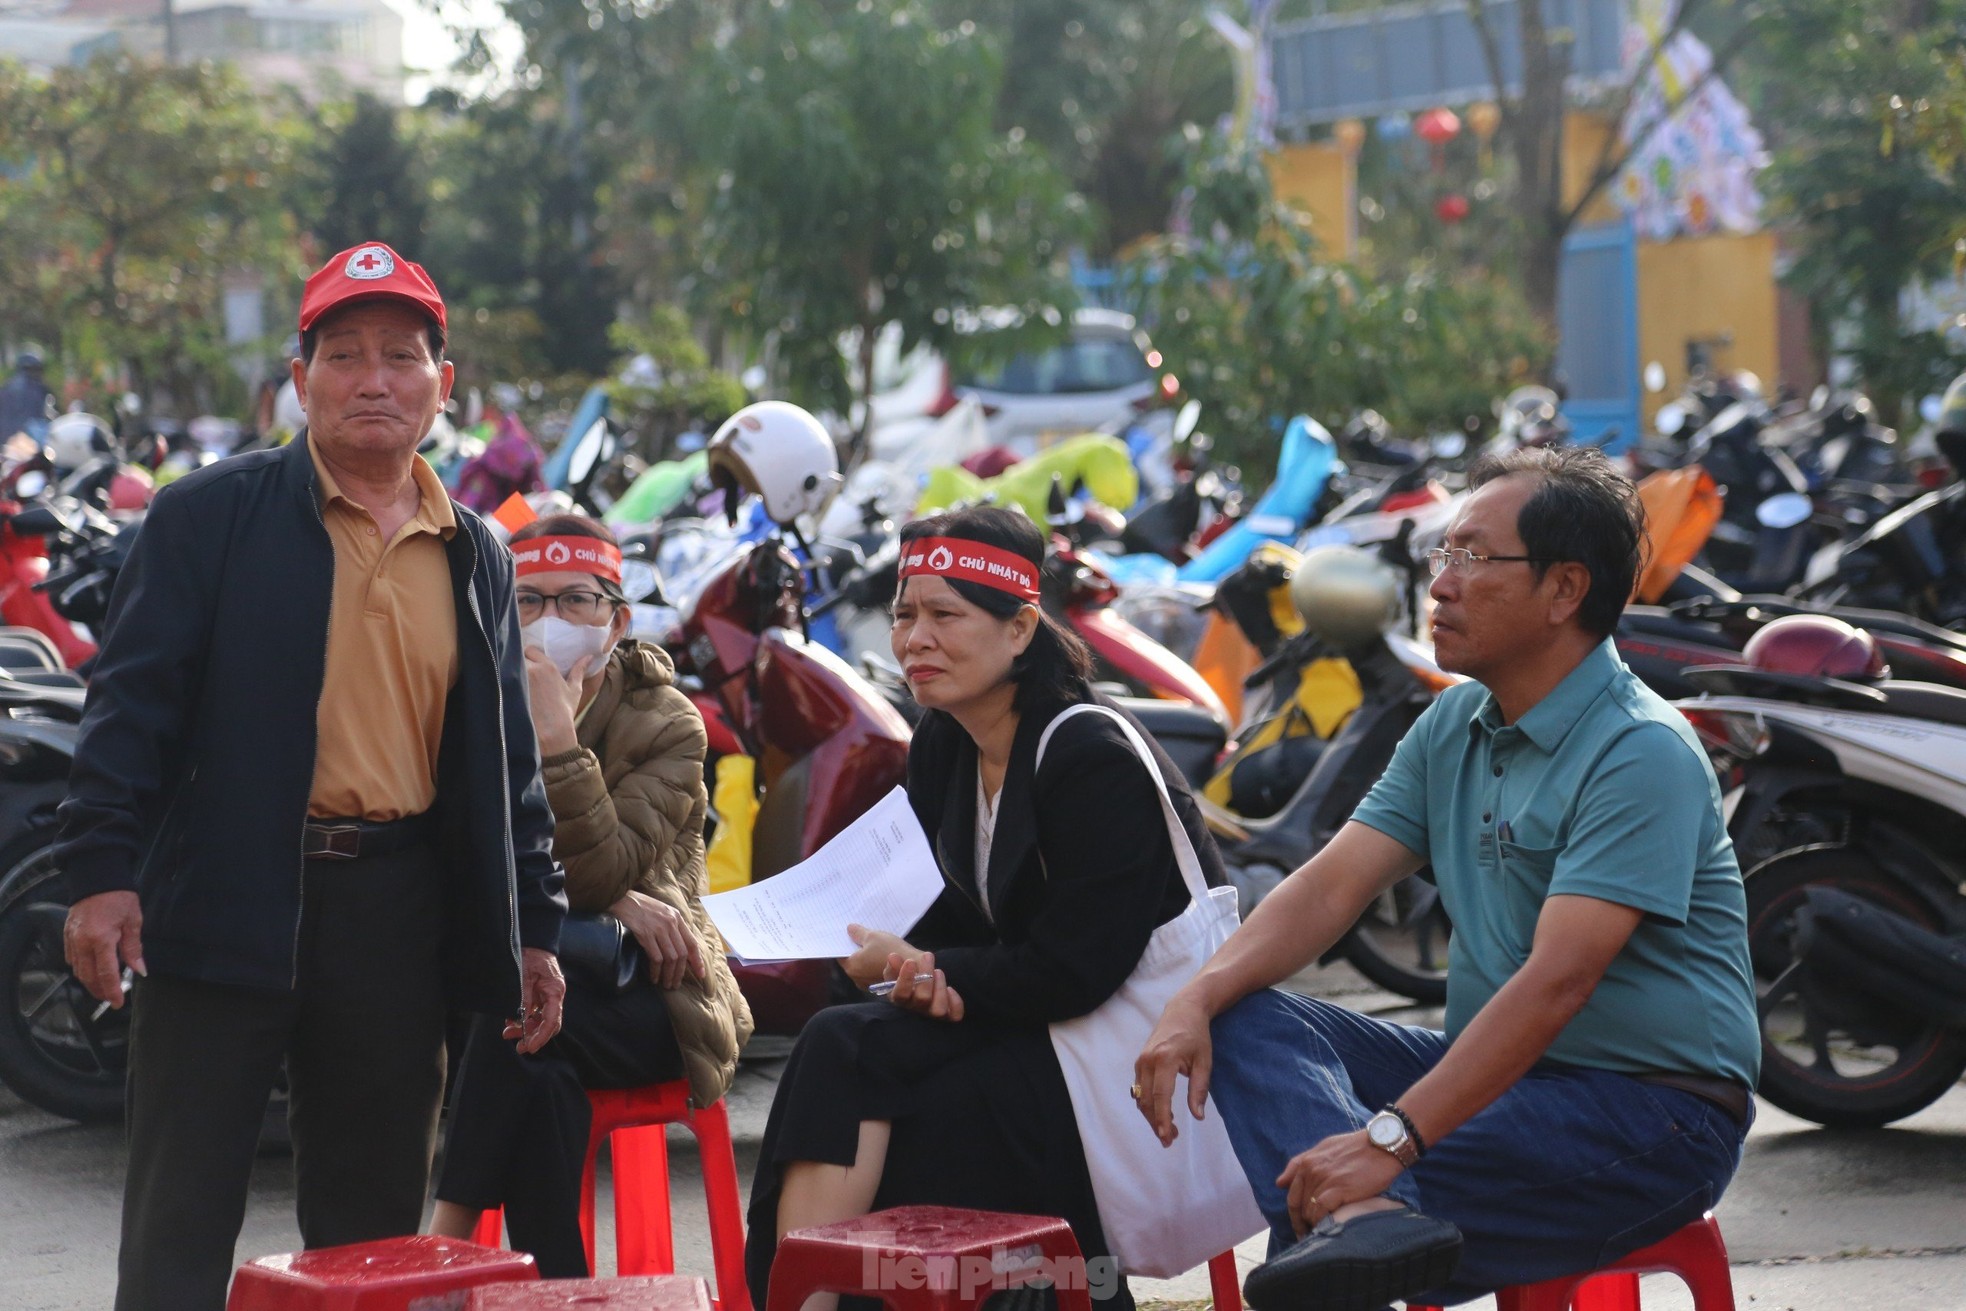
1129, 1083, 1142, 1099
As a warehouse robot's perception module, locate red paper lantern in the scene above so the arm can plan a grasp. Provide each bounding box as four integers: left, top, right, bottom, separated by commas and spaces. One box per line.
1415, 108, 1462, 145
1435, 193, 1471, 224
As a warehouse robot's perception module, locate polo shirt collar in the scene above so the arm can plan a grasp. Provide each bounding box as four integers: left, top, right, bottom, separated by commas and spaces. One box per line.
1472, 637, 1623, 752
310, 438, 458, 539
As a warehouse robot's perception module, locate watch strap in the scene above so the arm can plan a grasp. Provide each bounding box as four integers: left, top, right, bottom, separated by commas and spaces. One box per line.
1386, 1104, 1428, 1159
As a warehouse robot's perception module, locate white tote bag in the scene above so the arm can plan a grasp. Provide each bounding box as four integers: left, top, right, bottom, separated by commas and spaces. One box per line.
1038, 704, 1266, 1279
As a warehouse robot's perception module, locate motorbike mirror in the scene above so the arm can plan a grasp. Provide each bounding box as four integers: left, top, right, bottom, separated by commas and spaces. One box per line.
1643, 361, 1667, 394
1173, 399, 1203, 445
1654, 402, 1688, 438
1810, 384, 1831, 412
1755, 492, 1813, 530
1431, 432, 1467, 459
619, 558, 664, 604
1919, 393, 1945, 426
566, 416, 612, 486
12, 470, 49, 501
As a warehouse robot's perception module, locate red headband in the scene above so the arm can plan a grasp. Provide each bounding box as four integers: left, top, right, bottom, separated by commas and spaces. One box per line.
512, 535, 623, 584
898, 536, 1040, 603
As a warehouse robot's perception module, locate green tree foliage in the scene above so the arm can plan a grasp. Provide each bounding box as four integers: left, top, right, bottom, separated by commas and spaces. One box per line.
309, 92, 430, 258
695, 0, 1088, 455
604, 306, 748, 459
944, 1, 1234, 255
1739, 0, 1966, 420
1127, 143, 1549, 476
0, 55, 301, 410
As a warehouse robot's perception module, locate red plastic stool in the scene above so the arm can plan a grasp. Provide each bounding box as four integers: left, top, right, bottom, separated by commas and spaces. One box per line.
469, 1081, 749, 1311
1207, 1250, 1241, 1310
465, 1275, 715, 1310
227, 1235, 537, 1310
1406, 1213, 1735, 1311
766, 1205, 1098, 1311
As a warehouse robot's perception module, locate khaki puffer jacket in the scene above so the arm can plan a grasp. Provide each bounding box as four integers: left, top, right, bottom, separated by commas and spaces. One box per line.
540, 640, 753, 1107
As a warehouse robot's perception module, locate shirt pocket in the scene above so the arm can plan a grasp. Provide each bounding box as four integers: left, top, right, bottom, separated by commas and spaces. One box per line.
1494, 839, 1563, 931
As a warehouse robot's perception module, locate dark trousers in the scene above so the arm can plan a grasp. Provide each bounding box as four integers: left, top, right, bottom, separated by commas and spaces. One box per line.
1209, 991, 1750, 1305
115, 845, 450, 1311
434, 979, 684, 1278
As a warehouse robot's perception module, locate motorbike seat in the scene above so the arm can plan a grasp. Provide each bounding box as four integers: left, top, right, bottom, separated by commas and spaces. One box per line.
1874, 681, 1966, 730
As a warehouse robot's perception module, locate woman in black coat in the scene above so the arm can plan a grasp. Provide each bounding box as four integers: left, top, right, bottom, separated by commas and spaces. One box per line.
744, 505, 1226, 1311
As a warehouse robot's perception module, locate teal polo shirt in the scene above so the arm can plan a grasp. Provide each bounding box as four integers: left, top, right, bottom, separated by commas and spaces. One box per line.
1351, 638, 1760, 1086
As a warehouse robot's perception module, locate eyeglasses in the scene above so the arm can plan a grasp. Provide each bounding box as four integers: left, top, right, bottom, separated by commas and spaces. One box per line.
517, 589, 612, 622
1424, 547, 1561, 577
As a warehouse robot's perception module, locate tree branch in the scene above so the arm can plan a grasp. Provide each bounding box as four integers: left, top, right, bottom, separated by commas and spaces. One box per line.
1465, 0, 1512, 110
1562, 7, 1760, 229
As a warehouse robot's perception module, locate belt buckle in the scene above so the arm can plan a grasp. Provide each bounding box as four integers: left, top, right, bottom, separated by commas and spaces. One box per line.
307, 824, 362, 861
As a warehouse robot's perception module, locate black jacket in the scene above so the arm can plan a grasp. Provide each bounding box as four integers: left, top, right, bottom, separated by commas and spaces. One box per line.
56, 435, 565, 1014
904, 690, 1226, 1028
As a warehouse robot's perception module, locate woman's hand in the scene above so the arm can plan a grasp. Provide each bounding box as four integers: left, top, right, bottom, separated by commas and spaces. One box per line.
524, 648, 590, 756
884, 948, 965, 1023
841, 922, 912, 990
612, 889, 707, 990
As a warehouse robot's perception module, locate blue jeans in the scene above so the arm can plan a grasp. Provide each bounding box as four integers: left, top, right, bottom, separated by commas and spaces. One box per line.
1208, 991, 1750, 1305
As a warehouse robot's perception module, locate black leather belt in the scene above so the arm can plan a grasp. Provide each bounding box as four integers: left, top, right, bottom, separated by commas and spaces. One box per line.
303, 814, 431, 862
1636, 1071, 1753, 1126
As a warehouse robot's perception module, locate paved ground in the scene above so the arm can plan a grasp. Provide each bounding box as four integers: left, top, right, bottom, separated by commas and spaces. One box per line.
3, 960, 1962, 1310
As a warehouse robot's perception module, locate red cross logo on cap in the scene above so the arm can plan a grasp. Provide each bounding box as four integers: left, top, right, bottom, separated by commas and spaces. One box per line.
344, 245, 396, 281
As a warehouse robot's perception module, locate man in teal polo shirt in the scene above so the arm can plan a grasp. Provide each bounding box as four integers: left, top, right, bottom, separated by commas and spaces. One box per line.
1134, 446, 1759, 1311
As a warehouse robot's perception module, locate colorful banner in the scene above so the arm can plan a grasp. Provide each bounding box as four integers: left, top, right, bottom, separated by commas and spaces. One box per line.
1614, 0, 1766, 241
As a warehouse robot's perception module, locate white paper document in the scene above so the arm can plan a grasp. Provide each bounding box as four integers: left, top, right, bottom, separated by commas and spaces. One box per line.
702, 786, 944, 962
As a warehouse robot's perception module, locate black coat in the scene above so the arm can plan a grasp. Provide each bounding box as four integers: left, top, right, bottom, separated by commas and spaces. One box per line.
904, 689, 1226, 1027
55, 434, 565, 1014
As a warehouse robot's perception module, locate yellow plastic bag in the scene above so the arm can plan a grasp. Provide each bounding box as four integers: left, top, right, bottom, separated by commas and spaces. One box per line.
704, 754, 759, 894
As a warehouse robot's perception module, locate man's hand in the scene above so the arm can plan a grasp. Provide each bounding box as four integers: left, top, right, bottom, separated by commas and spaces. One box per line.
503, 946, 566, 1054
613, 889, 705, 990
63, 891, 145, 1008
883, 948, 965, 1023
524, 649, 588, 757
841, 922, 912, 990
1277, 1129, 1407, 1238
1134, 991, 1214, 1146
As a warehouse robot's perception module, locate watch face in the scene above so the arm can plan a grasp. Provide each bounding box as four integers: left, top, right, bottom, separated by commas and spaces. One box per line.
1367, 1112, 1403, 1148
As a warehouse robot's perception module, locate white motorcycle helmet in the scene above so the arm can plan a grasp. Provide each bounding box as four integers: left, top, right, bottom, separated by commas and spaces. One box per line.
1289, 545, 1402, 651
47, 412, 116, 471
707, 400, 844, 526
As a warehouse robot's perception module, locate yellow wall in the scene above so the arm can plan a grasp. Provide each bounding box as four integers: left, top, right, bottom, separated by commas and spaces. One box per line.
1636, 230, 1780, 429
1561, 111, 1624, 226
1264, 143, 1356, 259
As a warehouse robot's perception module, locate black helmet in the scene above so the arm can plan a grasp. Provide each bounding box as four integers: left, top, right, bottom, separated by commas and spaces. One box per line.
17, 351, 42, 371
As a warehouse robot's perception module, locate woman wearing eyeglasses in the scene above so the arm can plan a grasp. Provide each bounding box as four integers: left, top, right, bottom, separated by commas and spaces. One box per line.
428, 513, 753, 1276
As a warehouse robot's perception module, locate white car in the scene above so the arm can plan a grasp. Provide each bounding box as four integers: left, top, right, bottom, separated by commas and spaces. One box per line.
952, 308, 1175, 455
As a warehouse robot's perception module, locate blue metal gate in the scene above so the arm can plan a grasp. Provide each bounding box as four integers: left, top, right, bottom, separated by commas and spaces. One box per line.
1556, 220, 1639, 453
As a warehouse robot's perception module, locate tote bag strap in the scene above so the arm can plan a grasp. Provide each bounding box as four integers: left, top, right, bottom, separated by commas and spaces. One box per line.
1036, 703, 1211, 907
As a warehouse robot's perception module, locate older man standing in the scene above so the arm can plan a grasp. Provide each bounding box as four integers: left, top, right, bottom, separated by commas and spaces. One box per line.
57, 243, 568, 1311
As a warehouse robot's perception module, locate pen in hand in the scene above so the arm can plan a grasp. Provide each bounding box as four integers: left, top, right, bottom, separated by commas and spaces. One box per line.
867, 972, 936, 997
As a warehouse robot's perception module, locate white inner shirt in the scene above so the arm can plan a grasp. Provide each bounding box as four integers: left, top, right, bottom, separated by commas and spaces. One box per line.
974, 766, 1002, 923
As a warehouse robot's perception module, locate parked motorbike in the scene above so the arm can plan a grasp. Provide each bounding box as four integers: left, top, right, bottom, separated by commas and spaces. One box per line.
0, 458, 103, 669
1797, 426, 1966, 627
1676, 615, 1966, 1128
0, 674, 111, 1121
1199, 538, 1456, 1004
673, 533, 914, 1037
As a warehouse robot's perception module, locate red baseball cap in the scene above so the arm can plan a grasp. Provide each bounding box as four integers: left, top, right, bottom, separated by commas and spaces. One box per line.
298, 242, 447, 335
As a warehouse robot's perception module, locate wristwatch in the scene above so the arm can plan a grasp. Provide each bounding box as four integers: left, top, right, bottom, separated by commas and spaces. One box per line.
1365, 1107, 1424, 1168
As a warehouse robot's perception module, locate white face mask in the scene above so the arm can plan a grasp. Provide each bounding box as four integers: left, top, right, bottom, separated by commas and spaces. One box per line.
520, 614, 616, 678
